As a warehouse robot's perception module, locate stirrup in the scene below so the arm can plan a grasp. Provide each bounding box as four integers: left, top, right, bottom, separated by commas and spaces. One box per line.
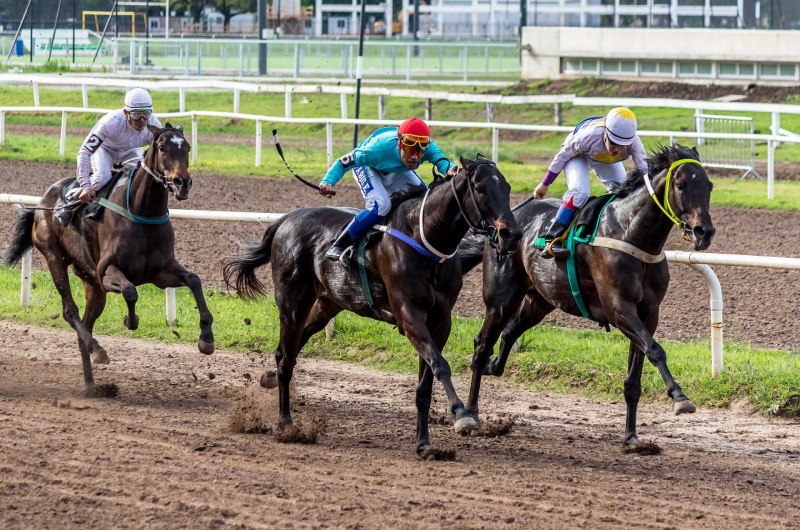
339, 245, 354, 264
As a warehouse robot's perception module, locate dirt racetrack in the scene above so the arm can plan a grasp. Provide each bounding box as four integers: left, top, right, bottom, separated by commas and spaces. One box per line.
2, 320, 800, 529
3, 159, 800, 350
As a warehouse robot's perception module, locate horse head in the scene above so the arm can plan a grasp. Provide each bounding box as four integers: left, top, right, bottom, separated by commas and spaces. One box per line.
455, 153, 521, 255
146, 122, 192, 201
661, 145, 715, 251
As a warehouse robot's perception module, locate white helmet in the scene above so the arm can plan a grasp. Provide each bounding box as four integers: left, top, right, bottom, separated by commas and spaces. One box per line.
124, 88, 153, 111
605, 107, 637, 146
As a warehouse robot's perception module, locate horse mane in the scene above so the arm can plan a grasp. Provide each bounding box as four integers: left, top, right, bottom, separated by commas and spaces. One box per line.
611, 143, 700, 199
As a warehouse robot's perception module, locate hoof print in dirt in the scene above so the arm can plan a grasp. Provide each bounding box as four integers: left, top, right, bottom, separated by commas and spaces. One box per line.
623, 442, 662, 456
83, 383, 119, 399
473, 416, 517, 438
274, 414, 327, 445
419, 447, 457, 461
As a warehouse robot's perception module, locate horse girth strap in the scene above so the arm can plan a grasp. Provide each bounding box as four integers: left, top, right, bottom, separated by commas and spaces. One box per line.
357, 237, 384, 320
591, 237, 665, 264
643, 158, 702, 238
97, 172, 170, 225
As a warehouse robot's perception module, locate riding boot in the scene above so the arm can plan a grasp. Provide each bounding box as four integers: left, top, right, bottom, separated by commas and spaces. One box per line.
55, 200, 83, 227
539, 218, 571, 259
325, 220, 357, 262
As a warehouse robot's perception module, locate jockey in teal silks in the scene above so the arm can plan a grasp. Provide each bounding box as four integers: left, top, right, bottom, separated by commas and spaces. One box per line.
318, 117, 457, 262
534, 107, 648, 259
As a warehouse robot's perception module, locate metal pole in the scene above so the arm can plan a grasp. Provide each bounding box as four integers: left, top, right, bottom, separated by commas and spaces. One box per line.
146, 0, 150, 65
92, 0, 120, 65
47, 0, 64, 63
519, 0, 526, 64
166, 0, 170, 39
258, 0, 267, 74
166, 288, 176, 326
72, 0, 76, 64
414, 0, 420, 57
5, 0, 33, 64
352, 0, 368, 148
30, 1, 33, 63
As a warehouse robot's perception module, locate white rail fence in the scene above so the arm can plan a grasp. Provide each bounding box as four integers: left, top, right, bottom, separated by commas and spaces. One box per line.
4, 192, 800, 378
0, 105, 796, 200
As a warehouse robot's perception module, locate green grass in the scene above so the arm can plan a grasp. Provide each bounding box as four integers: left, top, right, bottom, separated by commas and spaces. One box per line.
2, 265, 800, 416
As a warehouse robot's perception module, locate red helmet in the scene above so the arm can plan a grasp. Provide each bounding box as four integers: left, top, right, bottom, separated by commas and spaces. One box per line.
397, 117, 431, 152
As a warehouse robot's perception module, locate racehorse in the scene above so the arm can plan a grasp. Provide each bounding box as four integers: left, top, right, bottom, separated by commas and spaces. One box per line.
222, 155, 521, 455
458, 144, 715, 447
3, 123, 214, 396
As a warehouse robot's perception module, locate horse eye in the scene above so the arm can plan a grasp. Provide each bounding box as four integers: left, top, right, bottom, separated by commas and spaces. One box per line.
676, 181, 685, 191
158, 144, 165, 152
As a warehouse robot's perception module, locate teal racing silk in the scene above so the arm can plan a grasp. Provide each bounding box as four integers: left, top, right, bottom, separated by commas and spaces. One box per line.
320, 127, 453, 187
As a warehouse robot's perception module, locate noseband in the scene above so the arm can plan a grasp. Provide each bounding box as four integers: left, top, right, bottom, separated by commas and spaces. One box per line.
450, 159, 500, 247
642, 158, 702, 241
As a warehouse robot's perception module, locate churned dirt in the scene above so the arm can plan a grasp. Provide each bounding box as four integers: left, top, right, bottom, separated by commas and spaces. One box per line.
3, 159, 800, 350
2, 320, 800, 529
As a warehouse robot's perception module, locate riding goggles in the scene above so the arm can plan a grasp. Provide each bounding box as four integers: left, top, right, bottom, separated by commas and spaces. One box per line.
128, 108, 152, 121
399, 133, 430, 152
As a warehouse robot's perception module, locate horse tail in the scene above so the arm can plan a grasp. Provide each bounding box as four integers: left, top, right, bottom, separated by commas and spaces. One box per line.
222, 217, 285, 300
458, 232, 485, 276
3, 208, 35, 267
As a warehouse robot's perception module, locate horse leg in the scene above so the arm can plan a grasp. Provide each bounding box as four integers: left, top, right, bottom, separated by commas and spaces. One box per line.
467, 304, 516, 418
486, 292, 554, 377
261, 299, 341, 390
151, 259, 215, 355
44, 254, 96, 389
615, 304, 696, 416
623, 341, 646, 446
101, 264, 139, 331
415, 359, 435, 455
80, 277, 109, 365
394, 302, 477, 434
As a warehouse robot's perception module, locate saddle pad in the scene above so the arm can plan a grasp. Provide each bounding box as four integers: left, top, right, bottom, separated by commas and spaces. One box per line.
61, 170, 128, 220
575, 194, 614, 231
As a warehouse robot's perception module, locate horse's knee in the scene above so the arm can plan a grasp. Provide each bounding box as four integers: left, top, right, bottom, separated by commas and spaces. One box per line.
184, 272, 202, 290
431, 361, 452, 381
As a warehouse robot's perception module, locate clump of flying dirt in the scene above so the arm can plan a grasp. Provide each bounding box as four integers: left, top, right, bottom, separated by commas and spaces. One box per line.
428, 410, 451, 425
227, 384, 279, 434
475, 415, 517, 438
83, 383, 119, 398
623, 442, 662, 456
419, 447, 457, 461
274, 412, 327, 444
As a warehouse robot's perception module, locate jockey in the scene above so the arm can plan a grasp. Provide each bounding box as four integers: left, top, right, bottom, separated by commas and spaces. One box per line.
55, 88, 162, 226
534, 107, 648, 259
318, 117, 456, 262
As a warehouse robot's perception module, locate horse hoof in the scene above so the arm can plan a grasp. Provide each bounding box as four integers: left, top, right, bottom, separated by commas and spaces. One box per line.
123, 315, 139, 331
198, 340, 215, 355
674, 400, 697, 415
91, 348, 110, 365
415, 443, 432, 456
260, 371, 279, 389
453, 416, 478, 434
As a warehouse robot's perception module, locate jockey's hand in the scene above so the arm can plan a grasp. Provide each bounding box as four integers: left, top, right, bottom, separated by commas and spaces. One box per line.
533, 183, 549, 199
446, 165, 459, 178
79, 189, 97, 204
318, 183, 334, 199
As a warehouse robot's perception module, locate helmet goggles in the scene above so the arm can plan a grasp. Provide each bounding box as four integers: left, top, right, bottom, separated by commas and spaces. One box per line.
128, 108, 152, 121
399, 132, 430, 153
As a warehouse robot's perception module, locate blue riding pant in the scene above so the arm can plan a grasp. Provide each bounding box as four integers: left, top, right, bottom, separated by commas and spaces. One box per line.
348, 166, 425, 240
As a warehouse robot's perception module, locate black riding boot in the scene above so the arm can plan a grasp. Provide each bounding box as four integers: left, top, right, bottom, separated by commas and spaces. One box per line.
539, 218, 571, 260
325, 220, 356, 262
55, 200, 83, 227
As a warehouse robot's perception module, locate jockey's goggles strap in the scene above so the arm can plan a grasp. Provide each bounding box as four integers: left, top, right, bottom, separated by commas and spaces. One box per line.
399, 133, 430, 150
643, 158, 701, 237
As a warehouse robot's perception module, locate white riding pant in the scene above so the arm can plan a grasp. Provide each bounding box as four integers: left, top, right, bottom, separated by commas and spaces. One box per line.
86, 146, 144, 190
352, 166, 425, 216
562, 156, 628, 208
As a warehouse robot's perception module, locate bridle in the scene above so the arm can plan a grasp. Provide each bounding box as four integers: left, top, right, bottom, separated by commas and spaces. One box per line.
642, 158, 703, 242
419, 159, 500, 261
140, 128, 187, 194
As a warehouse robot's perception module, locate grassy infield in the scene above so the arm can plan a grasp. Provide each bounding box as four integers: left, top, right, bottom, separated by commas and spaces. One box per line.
2, 84, 800, 415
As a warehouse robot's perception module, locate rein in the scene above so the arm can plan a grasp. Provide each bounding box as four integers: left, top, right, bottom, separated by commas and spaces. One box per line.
643, 158, 701, 241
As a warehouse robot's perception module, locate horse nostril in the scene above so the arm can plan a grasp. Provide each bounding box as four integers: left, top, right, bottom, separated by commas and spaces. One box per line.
499, 228, 512, 241
173, 178, 183, 187
693, 226, 706, 239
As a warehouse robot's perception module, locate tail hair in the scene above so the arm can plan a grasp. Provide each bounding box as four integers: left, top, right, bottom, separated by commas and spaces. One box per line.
222, 219, 284, 300
458, 232, 486, 276
3, 208, 35, 267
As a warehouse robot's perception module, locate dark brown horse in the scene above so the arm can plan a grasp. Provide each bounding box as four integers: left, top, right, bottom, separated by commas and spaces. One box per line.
3, 124, 214, 395
223, 155, 521, 455
458, 144, 715, 447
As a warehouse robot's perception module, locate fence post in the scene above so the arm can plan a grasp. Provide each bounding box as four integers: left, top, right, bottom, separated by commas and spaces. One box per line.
554, 102, 562, 125
184, 42, 190, 76
326, 121, 333, 167
492, 127, 499, 162
425, 98, 432, 121
325, 319, 335, 340
486, 102, 493, 122
179, 88, 186, 113
20, 248, 32, 308
238, 42, 244, 77
130, 40, 136, 74
294, 43, 300, 77
391, 45, 396, 76
166, 288, 177, 326
32, 82, 40, 107
255, 119, 262, 167
81, 84, 88, 108
59, 111, 67, 157
233, 89, 240, 113
694, 108, 704, 145
1, 110, 6, 144
191, 113, 198, 163
340, 92, 348, 119
771, 111, 781, 147
378, 95, 386, 120
285, 90, 292, 118
463, 46, 469, 81
767, 139, 775, 200
197, 42, 202, 75
406, 45, 411, 81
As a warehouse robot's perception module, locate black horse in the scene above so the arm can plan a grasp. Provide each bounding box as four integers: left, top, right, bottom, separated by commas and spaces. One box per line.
458, 144, 715, 447
3, 124, 214, 396
223, 155, 521, 455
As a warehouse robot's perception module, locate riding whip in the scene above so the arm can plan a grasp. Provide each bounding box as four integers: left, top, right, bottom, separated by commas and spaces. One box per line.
272, 129, 336, 196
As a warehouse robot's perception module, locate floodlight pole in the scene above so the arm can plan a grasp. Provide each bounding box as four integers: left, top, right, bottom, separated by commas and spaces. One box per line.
47, 0, 64, 63
352, 0, 368, 148
5, 0, 33, 64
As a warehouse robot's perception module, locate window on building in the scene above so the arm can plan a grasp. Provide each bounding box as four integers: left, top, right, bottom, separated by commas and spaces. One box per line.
603, 60, 619, 73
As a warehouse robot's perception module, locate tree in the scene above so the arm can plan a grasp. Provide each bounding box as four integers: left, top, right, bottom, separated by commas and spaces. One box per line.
214, 0, 255, 27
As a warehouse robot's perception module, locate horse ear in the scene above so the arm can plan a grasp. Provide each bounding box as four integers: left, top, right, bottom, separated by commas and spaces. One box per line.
476, 153, 487, 160
164, 121, 173, 129
175, 124, 184, 133
691, 146, 701, 161
147, 124, 159, 136
459, 154, 474, 167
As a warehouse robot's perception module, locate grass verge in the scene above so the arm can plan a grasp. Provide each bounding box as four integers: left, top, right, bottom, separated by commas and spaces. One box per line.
2, 265, 799, 416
